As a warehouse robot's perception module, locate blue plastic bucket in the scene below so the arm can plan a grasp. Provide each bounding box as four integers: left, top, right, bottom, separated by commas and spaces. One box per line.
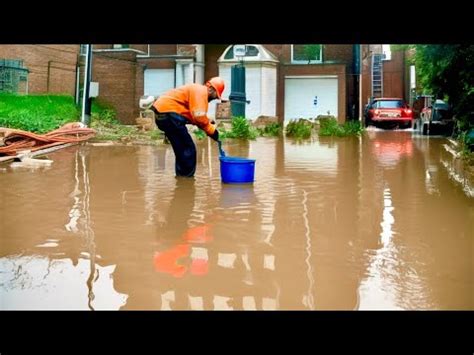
219, 156, 256, 184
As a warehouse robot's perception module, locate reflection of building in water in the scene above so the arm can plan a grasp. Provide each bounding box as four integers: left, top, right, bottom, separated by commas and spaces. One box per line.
354, 131, 465, 309
0, 255, 127, 310
284, 138, 338, 176
155, 251, 280, 310
136, 145, 175, 226
153, 246, 280, 310
357, 187, 434, 309
149, 181, 281, 310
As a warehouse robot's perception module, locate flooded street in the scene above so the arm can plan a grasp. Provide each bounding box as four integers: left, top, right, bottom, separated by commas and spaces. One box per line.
1, 130, 472, 310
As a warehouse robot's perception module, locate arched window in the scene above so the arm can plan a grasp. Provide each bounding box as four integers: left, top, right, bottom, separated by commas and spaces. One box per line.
224, 45, 260, 59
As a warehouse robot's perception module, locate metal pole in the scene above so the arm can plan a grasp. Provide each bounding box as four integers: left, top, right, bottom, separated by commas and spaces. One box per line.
75, 65, 80, 105
359, 44, 363, 120
81, 44, 93, 126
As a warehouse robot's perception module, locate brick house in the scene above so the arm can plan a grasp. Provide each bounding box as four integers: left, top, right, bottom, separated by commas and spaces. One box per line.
131, 44, 362, 124
139, 44, 358, 124
0, 44, 408, 125
0, 45, 80, 96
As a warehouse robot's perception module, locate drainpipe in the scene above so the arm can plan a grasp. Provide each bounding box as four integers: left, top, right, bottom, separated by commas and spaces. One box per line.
353, 44, 361, 120
81, 44, 93, 126
75, 65, 80, 105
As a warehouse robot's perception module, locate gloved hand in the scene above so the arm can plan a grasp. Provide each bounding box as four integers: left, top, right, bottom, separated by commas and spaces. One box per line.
209, 129, 219, 142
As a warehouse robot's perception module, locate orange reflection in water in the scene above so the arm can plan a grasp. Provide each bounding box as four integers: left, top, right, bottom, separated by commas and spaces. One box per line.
372, 133, 414, 166
153, 223, 214, 278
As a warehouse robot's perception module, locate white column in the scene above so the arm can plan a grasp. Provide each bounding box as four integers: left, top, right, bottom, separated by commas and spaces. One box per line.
175, 62, 184, 87
194, 44, 205, 84
186, 62, 194, 84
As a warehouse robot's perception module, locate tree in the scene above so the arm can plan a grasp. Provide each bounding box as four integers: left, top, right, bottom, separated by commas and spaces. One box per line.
413, 45, 474, 133
303, 45, 321, 64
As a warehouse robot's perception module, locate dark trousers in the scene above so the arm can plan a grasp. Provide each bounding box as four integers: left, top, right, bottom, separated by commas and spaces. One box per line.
155, 112, 196, 177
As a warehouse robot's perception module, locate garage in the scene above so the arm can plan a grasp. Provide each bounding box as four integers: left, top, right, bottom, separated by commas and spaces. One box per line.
144, 69, 175, 97
284, 76, 338, 122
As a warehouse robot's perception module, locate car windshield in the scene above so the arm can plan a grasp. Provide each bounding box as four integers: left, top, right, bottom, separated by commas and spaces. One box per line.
374, 100, 404, 108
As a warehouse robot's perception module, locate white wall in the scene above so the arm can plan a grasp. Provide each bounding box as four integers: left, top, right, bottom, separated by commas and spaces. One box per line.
144, 69, 175, 97
144, 69, 174, 96
261, 65, 277, 117
245, 65, 262, 119
211, 63, 277, 119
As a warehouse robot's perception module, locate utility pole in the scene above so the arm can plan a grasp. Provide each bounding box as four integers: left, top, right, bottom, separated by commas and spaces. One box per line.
81, 44, 93, 126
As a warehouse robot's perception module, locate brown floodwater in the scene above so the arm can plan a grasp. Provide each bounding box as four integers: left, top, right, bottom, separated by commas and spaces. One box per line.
1, 130, 472, 310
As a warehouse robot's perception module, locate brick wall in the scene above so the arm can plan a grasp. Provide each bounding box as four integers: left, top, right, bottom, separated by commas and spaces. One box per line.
204, 45, 228, 80
92, 51, 144, 124
361, 47, 373, 107
268, 44, 354, 66
94, 45, 148, 53
265, 45, 354, 123
0, 44, 79, 95
139, 58, 175, 69
138, 45, 185, 69
149, 45, 177, 55
382, 50, 405, 100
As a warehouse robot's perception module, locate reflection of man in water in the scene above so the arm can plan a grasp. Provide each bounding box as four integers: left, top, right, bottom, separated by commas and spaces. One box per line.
154, 178, 213, 278
153, 181, 275, 310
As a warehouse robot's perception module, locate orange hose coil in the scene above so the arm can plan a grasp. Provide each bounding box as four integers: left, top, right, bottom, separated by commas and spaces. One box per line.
0, 122, 96, 156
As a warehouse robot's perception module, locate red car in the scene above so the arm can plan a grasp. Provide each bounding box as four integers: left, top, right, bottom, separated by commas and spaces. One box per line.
364, 98, 413, 129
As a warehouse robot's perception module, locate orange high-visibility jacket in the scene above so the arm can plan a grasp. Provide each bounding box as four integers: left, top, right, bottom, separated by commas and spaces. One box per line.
153, 84, 215, 136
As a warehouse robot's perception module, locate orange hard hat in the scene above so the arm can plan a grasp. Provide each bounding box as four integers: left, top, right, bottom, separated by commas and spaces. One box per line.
207, 77, 225, 99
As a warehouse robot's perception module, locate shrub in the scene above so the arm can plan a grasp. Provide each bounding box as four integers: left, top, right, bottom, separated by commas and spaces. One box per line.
285, 119, 313, 139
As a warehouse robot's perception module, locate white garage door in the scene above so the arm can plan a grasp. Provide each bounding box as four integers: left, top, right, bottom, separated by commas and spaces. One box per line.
284, 76, 338, 121
144, 69, 175, 97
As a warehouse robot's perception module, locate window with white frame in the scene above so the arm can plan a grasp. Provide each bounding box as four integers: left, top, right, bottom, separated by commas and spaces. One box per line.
291, 44, 322, 64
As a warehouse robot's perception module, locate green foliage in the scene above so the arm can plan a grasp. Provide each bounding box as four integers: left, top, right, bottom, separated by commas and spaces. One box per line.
390, 44, 413, 52
285, 119, 313, 139
91, 100, 119, 125
342, 120, 364, 136
148, 129, 163, 141
318, 118, 363, 137
413, 45, 474, 134
0, 94, 120, 134
257, 122, 282, 137
223, 116, 258, 140
0, 93, 79, 133
193, 128, 206, 140
303, 44, 321, 63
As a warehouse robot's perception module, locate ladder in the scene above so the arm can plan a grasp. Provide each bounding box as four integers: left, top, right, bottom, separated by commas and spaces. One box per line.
371, 53, 383, 98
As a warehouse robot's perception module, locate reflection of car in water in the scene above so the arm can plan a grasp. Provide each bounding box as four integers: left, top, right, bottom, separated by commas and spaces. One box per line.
414, 99, 454, 136
368, 131, 414, 167
364, 98, 413, 129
